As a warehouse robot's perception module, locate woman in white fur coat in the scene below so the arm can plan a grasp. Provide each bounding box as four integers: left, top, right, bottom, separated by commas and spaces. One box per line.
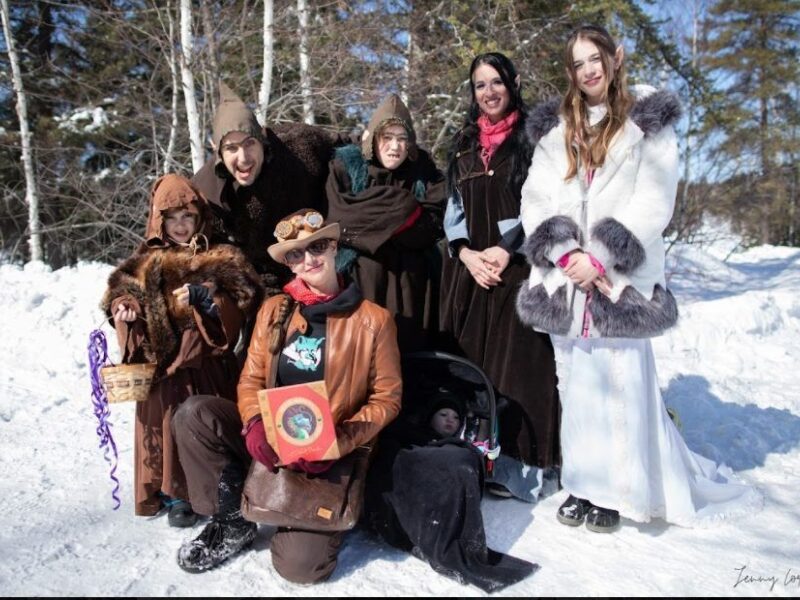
517, 24, 761, 532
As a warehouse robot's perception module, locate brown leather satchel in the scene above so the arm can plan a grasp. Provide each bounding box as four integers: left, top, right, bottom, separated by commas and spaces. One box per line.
240, 444, 371, 531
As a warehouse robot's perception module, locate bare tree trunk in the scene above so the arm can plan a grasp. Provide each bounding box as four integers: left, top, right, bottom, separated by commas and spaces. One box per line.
199, 0, 219, 116
1, 0, 43, 262
297, 0, 315, 125
179, 0, 205, 172
400, 6, 412, 105
789, 85, 799, 245
256, 0, 274, 125
677, 0, 699, 239
163, 0, 180, 174
757, 17, 772, 245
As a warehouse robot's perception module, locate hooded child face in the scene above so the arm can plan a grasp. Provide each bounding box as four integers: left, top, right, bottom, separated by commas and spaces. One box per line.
362, 93, 418, 165
426, 392, 465, 438
162, 208, 198, 244
145, 174, 210, 248
430, 407, 461, 437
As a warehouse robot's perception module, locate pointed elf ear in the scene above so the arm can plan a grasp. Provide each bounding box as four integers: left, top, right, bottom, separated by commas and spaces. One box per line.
614, 45, 625, 70
514, 74, 521, 89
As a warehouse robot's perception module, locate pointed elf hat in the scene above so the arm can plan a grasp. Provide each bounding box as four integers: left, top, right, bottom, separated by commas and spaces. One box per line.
211, 82, 264, 159
362, 93, 418, 162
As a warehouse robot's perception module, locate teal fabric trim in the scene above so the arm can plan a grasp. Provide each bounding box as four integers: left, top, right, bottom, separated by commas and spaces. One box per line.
334, 144, 369, 194
335, 244, 360, 274
413, 179, 426, 201
334, 143, 427, 200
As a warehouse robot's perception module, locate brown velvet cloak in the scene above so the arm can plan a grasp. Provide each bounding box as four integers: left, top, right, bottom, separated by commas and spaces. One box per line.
440, 129, 560, 468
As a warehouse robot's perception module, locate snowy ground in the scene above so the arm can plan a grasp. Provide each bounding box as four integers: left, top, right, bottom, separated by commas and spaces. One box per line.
1, 240, 799, 597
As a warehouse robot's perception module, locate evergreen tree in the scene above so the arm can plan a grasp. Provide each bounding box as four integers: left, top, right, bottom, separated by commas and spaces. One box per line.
704, 0, 800, 245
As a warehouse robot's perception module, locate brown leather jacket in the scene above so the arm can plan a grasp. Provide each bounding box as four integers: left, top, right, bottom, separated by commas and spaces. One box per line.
237, 294, 402, 457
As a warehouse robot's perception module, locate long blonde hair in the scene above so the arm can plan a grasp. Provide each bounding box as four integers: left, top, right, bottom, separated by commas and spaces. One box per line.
562, 25, 633, 181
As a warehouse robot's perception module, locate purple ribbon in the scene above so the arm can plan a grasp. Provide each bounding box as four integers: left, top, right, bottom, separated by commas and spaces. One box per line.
87, 329, 121, 510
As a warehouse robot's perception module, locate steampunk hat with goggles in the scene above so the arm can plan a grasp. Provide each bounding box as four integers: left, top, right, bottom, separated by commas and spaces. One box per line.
267, 209, 340, 263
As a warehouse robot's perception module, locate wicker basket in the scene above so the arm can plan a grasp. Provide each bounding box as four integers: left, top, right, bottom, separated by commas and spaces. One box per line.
101, 363, 157, 403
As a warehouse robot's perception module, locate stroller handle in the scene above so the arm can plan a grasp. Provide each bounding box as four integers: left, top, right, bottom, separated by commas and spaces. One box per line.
402, 351, 498, 454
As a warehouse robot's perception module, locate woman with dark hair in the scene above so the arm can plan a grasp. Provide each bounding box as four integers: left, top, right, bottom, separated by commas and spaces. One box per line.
517, 24, 761, 532
440, 52, 560, 485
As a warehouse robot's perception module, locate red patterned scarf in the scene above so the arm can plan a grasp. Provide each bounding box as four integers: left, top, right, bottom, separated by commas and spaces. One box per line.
283, 276, 343, 306
477, 109, 520, 169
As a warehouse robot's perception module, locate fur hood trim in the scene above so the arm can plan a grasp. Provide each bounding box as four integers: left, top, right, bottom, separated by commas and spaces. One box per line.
526, 88, 682, 147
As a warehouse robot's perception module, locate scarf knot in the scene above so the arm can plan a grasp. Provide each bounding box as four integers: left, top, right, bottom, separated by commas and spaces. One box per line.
477, 109, 520, 169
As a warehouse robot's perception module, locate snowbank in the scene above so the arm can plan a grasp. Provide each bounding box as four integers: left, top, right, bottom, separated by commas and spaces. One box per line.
1, 244, 799, 596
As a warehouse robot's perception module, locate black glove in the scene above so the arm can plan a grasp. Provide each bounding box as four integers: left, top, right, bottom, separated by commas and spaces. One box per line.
187, 284, 217, 316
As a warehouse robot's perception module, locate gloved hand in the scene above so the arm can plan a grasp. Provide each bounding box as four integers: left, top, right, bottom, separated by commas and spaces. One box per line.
242, 417, 279, 472
287, 458, 335, 474
187, 284, 217, 316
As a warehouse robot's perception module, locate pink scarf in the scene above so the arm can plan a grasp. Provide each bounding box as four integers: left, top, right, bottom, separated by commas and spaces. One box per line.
477, 110, 520, 169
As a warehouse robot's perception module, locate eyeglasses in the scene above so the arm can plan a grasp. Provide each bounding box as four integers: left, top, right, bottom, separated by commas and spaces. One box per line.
284, 238, 334, 265
274, 211, 324, 241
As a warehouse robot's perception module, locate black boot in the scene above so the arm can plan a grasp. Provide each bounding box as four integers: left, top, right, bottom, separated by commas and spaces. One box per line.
165, 498, 198, 528
177, 463, 257, 573
556, 495, 593, 526
585, 506, 620, 533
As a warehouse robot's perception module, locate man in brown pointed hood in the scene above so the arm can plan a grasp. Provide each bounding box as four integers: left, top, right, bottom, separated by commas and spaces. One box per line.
193, 83, 347, 296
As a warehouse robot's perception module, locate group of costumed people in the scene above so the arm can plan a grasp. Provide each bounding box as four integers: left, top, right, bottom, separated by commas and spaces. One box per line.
101, 24, 761, 592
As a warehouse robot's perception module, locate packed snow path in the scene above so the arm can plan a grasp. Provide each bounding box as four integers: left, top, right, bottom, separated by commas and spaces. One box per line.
1, 244, 798, 596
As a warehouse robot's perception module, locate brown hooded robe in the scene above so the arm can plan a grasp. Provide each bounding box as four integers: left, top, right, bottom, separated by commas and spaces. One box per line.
325, 94, 446, 352
101, 175, 263, 515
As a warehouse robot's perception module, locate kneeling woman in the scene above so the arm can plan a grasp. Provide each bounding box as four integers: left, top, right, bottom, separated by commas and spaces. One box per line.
173, 209, 402, 582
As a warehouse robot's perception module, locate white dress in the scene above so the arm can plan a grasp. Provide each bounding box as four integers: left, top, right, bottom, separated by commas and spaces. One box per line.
552, 336, 763, 526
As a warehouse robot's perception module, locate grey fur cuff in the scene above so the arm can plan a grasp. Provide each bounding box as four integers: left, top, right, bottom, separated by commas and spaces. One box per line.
591, 285, 679, 338
591, 218, 645, 274
516, 283, 572, 335
522, 216, 582, 268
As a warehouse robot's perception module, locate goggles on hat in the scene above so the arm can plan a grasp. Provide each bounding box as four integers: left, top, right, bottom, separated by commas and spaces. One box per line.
273, 210, 325, 241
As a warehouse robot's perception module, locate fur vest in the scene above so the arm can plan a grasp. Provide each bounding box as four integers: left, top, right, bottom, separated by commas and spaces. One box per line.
516, 87, 681, 338
101, 243, 263, 368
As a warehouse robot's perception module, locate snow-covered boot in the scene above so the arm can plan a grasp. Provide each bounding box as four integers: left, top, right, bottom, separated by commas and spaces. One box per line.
177, 463, 256, 573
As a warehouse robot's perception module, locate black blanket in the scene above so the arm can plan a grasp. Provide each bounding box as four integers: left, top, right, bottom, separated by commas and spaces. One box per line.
368, 439, 538, 593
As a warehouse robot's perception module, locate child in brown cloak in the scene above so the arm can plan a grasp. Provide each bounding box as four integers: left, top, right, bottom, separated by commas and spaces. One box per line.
101, 174, 262, 525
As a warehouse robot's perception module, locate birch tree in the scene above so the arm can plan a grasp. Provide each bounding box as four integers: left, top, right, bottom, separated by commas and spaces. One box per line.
256, 0, 274, 125
1, 0, 43, 262
158, 0, 180, 175
199, 0, 219, 116
179, 0, 204, 172
297, 0, 314, 125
